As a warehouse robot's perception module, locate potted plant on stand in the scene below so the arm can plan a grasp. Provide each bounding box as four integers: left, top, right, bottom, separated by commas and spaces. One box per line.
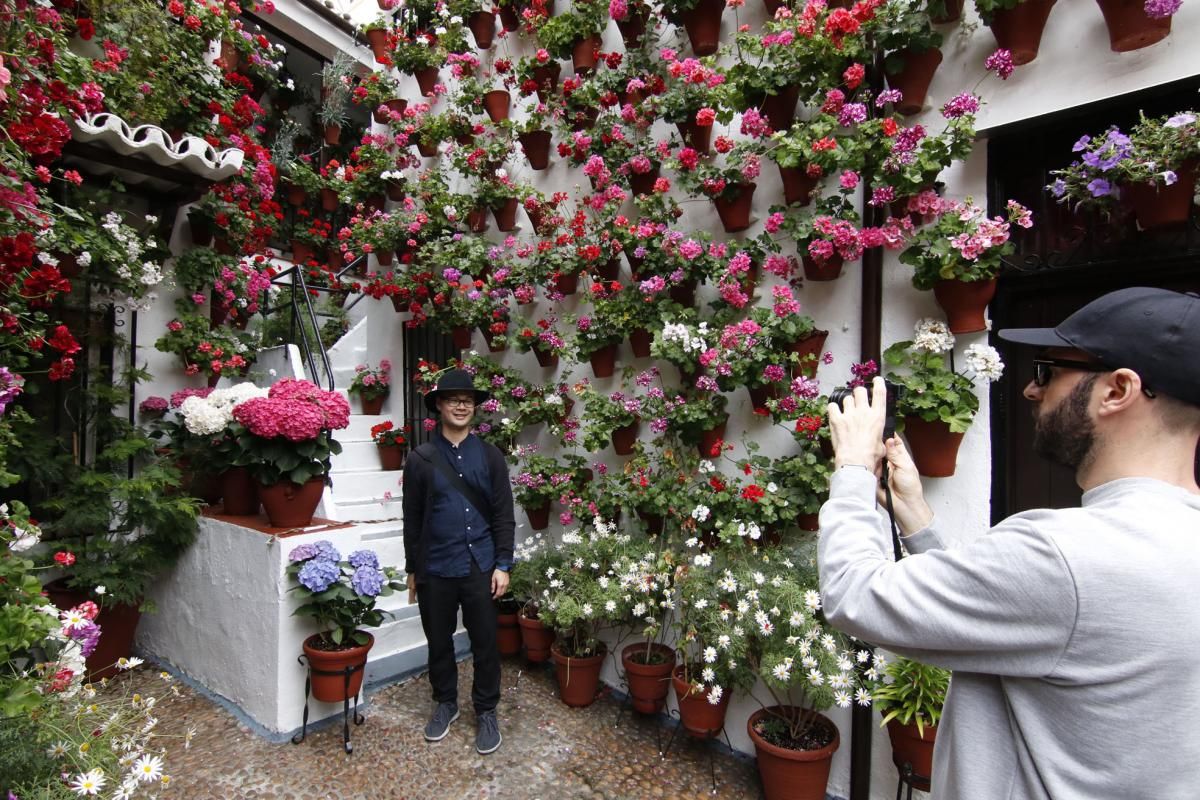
617, 547, 677, 714
286, 540, 406, 702
869, 655, 951, 793
349, 360, 392, 415
883, 319, 1005, 477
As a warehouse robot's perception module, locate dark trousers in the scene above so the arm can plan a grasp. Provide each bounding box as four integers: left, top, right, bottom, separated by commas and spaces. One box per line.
416, 561, 500, 714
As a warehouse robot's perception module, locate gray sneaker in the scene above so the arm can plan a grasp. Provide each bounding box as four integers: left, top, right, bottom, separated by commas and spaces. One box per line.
424, 701, 459, 742
475, 710, 502, 755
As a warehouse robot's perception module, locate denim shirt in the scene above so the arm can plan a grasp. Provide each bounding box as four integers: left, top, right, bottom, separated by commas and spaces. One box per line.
424, 431, 495, 578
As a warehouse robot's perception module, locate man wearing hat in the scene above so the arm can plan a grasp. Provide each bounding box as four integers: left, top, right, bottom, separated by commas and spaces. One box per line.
818, 287, 1200, 799
403, 368, 515, 755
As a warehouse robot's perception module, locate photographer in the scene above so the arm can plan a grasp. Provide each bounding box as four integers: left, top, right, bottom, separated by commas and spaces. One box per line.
817, 287, 1200, 800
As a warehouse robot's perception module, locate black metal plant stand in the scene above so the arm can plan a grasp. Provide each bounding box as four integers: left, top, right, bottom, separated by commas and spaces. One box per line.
893, 763, 931, 800
610, 665, 669, 757
290, 654, 366, 754
658, 709, 736, 796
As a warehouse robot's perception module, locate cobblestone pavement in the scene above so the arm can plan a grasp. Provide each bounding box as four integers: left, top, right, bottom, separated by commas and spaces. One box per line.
123, 657, 763, 800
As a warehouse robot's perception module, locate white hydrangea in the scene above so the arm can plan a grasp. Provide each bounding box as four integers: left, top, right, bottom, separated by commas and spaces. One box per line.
912, 318, 956, 354
179, 396, 230, 435
964, 343, 1005, 382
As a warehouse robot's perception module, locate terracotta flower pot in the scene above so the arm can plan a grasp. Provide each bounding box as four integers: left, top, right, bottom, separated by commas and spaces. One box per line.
679, 0, 724, 56
518, 612, 556, 662
551, 643, 606, 707
698, 415, 728, 458
1095, 0, 1171, 51
468, 10, 496, 49
672, 665, 730, 737
930, 0, 964, 23
221, 466, 259, 516
467, 206, 489, 233
452, 325, 473, 349
903, 416, 964, 478
616, 4, 650, 47
44, 581, 142, 682
628, 327, 652, 358
492, 197, 519, 231
778, 166, 819, 206
748, 384, 778, 413
188, 211, 213, 246
416, 138, 439, 158
553, 272, 579, 296
303, 633, 373, 702
747, 707, 840, 800
797, 513, 819, 532
531, 62, 561, 102
257, 477, 325, 528
499, 5, 521, 31
482, 89, 511, 122
986, 0, 1057, 65
886, 719, 937, 792
374, 97, 408, 124
571, 34, 601, 75
496, 611, 522, 656
533, 347, 559, 368
320, 187, 339, 212
361, 395, 385, 415
611, 419, 640, 455
676, 120, 713, 155
802, 254, 844, 282
285, 183, 307, 206
292, 240, 316, 265
378, 444, 406, 471
365, 27, 390, 63
218, 38, 239, 72
1123, 161, 1197, 230
637, 509, 665, 535
322, 124, 342, 146
628, 164, 660, 196
713, 183, 757, 232
525, 503, 551, 530
622, 643, 675, 714
386, 180, 406, 202
789, 329, 829, 378
669, 277, 698, 307
519, 130, 552, 170
596, 259, 621, 281
590, 343, 619, 378
415, 66, 440, 96
886, 47, 944, 116
932, 277, 997, 333
760, 85, 800, 132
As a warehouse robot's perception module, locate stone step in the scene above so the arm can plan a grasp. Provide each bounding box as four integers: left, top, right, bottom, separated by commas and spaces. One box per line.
331, 496, 405, 523
329, 468, 404, 500
329, 439, 382, 471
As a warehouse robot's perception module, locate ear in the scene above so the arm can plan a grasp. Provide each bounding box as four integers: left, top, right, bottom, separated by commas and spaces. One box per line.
1094, 368, 1144, 419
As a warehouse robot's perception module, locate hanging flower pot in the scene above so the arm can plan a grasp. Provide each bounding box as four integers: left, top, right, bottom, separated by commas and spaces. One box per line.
713, 183, 757, 232
188, 210, 213, 246
386, 180, 406, 202
467, 206, 489, 233
303, 633, 374, 703
676, 120, 713, 155
361, 395, 385, 415
481, 326, 507, 352
492, 197, 519, 231
416, 137, 439, 158
570, 106, 601, 132
903, 416, 963, 478
778, 166, 819, 206
760, 85, 800, 132
525, 503, 551, 530
257, 477, 325, 528
698, 414, 728, 459
415, 66, 440, 96
374, 97, 408, 124
622, 643, 675, 714
378, 444, 406, 471
986, 0, 1057, 65
518, 610, 556, 662
678, 0, 725, 57
452, 325, 473, 349
669, 277, 698, 307
571, 34, 602, 75
285, 183, 307, 206
533, 347, 559, 369
213, 237, 234, 255
518, 130, 552, 170
932, 277, 997, 334
885, 47, 944, 116
763, 0, 785, 14
748, 707, 840, 800
590, 343, 619, 378
747, 384, 779, 413
218, 38, 240, 72
596, 259, 621, 281
886, 720, 937, 792
553, 271, 579, 296
930, 0, 964, 23
365, 28, 390, 63
498, 4, 521, 32
482, 89, 511, 122
221, 467, 259, 516
468, 10, 496, 49
628, 164, 660, 196
789, 329, 829, 378
551, 643, 606, 707
672, 665, 730, 737
616, 4, 650, 48
320, 187, 339, 212
629, 327, 652, 358
1095, 0, 1171, 51
636, 508, 665, 535
611, 419, 640, 454
525, 205, 546, 234
1123, 161, 1197, 230
291, 240, 317, 265
802, 254, 844, 282
532, 62, 562, 102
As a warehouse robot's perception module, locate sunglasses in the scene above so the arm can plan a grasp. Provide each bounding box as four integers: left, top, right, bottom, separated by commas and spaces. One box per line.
1031, 358, 1157, 398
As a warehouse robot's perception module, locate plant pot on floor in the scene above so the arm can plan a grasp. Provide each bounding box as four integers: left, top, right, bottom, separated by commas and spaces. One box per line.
551, 643, 607, 707
986, 0, 1057, 65
747, 707, 840, 800
221, 466, 259, 515
496, 607, 521, 656
932, 277, 997, 334
621, 643, 675, 714
902, 416, 963, 478
886, 720, 937, 792
1095, 0, 1171, 51
257, 477, 325, 528
44, 581, 142, 682
378, 444, 406, 471
519, 130, 552, 170
303, 633, 374, 702
518, 611, 555, 662
672, 665, 730, 737
885, 47, 944, 116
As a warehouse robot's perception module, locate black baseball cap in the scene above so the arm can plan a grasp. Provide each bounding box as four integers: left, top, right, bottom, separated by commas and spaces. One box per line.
997, 287, 1200, 406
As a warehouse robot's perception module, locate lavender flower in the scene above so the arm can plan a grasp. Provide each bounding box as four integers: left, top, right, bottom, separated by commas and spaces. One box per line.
348, 550, 379, 569
1164, 112, 1196, 128
288, 543, 318, 562
298, 558, 340, 593
313, 540, 341, 563
1087, 178, 1114, 198
350, 565, 385, 597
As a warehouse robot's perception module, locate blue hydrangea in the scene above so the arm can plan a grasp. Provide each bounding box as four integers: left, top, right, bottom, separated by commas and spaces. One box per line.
350, 565, 385, 597
347, 550, 379, 570
313, 540, 341, 563
288, 543, 318, 562
297, 558, 340, 593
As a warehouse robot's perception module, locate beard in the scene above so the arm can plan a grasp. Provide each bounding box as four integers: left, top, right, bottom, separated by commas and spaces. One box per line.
1032, 374, 1099, 471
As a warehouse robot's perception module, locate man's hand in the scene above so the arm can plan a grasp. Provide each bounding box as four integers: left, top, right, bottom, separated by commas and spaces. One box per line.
827, 376, 888, 471
491, 569, 510, 600
880, 436, 933, 535
407, 573, 417, 604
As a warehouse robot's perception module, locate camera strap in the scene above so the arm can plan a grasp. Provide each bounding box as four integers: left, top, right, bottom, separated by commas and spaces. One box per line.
881, 462, 904, 562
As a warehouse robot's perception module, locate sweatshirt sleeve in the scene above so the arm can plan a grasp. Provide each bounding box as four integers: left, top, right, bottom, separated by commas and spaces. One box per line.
817, 467, 1078, 677
488, 446, 515, 569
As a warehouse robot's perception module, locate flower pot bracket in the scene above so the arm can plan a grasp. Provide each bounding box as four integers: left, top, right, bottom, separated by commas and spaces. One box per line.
291, 652, 366, 754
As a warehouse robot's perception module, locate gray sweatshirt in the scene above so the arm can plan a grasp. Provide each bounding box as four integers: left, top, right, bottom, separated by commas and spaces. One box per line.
818, 468, 1200, 800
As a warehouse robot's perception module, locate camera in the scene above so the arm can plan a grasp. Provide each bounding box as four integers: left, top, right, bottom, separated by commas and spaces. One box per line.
829, 379, 904, 440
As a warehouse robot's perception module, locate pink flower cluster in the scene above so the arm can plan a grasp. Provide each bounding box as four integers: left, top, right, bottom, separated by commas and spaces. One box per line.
233, 379, 350, 441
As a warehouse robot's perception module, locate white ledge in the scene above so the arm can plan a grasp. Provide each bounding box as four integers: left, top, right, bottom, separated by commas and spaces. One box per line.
70, 112, 245, 182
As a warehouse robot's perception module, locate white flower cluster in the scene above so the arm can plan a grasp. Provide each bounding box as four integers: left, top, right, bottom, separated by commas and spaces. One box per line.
178, 382, 268, 435
963, 343, 1005, 382
660, 320, 711, 353
912, 318, 956, 354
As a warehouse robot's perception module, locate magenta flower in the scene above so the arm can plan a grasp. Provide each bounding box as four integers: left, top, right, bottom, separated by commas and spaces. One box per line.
984, 49, 1015, 80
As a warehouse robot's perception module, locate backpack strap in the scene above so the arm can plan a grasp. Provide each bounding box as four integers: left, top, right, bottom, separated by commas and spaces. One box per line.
414, 442, 493, 519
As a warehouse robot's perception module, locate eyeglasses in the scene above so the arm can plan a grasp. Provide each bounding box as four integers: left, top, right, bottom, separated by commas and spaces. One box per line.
441, 397, 476, 409
1031, 358, 1111, 388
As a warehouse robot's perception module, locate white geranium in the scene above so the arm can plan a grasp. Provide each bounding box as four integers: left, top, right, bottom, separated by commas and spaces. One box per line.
964, 343, 1005, 382
912, 318, 956, 354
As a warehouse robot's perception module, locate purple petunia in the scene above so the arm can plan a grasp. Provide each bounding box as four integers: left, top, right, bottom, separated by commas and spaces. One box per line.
298, 558, 340, 593
351, 566, 385, 597
348, 550, 379, 570
1087, 178, 1115, 198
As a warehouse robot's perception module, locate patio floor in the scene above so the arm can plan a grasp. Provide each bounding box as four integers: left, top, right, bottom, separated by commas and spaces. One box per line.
123, 656, 763, 799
